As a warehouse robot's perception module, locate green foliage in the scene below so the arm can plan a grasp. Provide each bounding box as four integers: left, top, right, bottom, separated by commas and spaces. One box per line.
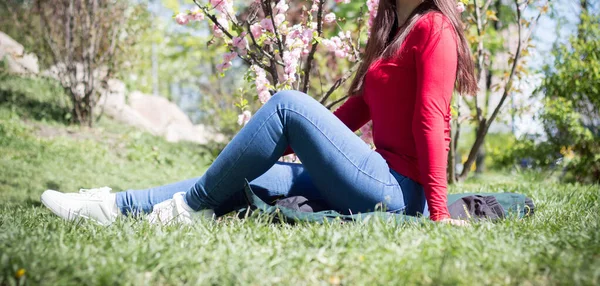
498, 98, 599, 183
528, 13, 600, 183
542, 14, 600, 113
484, 132, 517, 170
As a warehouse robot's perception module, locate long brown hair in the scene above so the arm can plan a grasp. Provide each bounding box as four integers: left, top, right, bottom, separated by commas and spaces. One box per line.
349, 0, 477, 96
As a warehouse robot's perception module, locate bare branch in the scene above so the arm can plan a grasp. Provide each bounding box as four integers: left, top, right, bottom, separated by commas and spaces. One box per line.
301, 0, 325, 93
325, 95, 349, 110
194, 1, 273, 73
245, 21, 284, 67
263, 0, 284, 59
319, 61, 361, 104
473, 0, 486, 122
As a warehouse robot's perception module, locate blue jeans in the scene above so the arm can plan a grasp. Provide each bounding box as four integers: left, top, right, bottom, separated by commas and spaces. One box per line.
116, 90, 429, 217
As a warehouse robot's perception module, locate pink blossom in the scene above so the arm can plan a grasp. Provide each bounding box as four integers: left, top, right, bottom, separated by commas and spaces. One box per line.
321, 32, 353, 59
321, 39, 338, 52
190, 7, 205, 21
366, 0, 379, 35
335, 0, 350, 3
223, 52, 237, 63
302, 29, 314, 45
210, 0, 234, 14
282, 49, 301, 84
311, 0, 320, 12
216, 62, 232, 73
258, 90, 272, 103
191, 13, 205, 21
252, 65, 271, 101
274, 14, 286, 27
334, 49, 347, 58
175, 13, 190, 25
260, 18, 274, 32
360, 121, 374, 145
274, 0, 289, 14
237, 110, 252, 126
213, 25, 224, 37
232, 35, 248, 55
212, 15, 229, 38
278, 24, 289, 35
250, 23, 263, 38
456, 2, 466, 13
324, 13, 336, 24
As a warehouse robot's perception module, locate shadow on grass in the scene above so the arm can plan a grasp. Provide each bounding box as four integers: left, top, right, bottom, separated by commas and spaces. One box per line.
0, 75, 70, 124
24, 198, 43, 208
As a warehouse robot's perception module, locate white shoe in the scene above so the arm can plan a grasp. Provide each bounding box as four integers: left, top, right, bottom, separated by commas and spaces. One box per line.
40, 187, 120, 226
147, 192, 215, 225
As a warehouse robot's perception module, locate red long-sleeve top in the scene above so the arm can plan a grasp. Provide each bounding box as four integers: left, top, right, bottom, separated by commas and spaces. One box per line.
288, 13, 456, 221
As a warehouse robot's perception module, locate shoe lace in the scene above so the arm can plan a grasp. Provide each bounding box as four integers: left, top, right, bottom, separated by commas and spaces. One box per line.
78, 187, 112, 199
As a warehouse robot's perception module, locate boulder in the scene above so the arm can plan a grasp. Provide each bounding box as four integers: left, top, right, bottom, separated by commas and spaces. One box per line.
129, 91, 194, 130
98, 85, 225, 144
0, 31, 39, 74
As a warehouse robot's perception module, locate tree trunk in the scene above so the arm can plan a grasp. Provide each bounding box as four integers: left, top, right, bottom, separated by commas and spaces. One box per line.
475, 143, 486, 174
448, 127, 457, 184
458, 119, 487, 181
578, 0, 588, 39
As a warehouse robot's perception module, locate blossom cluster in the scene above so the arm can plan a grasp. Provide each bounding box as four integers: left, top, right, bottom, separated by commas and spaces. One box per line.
251, 65, 272, 104
217, 52, 237, 73
237, 110, 252, 126
175, 0, 376, 151
175, 7, 205, 25
321, 30, 355, 61
366, 0, 379, 35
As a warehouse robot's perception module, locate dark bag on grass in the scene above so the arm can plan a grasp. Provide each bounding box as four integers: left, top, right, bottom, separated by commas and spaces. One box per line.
241, 179, 535, 224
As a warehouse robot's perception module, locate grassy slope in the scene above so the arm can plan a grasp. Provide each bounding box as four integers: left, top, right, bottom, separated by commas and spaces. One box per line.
1, 76, 599, 285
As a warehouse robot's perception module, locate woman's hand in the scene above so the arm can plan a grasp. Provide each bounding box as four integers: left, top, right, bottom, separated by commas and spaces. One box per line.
439, 218, 469, 226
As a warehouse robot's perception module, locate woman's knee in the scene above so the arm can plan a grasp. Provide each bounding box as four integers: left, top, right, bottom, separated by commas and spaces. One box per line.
270, 90, 311, 105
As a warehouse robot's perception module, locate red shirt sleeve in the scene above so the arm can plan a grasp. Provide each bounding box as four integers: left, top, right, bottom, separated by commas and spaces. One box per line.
283, 95, 370, 156
411, 14, 456, 221
333, 95, 371, 132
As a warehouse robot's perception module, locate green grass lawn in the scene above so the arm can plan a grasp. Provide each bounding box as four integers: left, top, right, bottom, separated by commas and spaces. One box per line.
1, 76, 600, 285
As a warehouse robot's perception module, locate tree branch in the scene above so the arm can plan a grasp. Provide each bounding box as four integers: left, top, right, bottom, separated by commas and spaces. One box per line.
301, 0, 325, 93
193, 0, 273, 73
319, 60, 361, 105
264, 0, 284, 59
245, 21, 284, 67
473, 0, 486, 122
325, 95, 349, 110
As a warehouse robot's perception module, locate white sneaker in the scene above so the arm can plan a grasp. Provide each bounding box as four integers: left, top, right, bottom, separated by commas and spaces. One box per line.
40, 187, 120, 226
147, 192, 215, 225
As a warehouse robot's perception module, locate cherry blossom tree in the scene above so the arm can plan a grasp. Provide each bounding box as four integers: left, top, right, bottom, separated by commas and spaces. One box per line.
174, 0, 373, 144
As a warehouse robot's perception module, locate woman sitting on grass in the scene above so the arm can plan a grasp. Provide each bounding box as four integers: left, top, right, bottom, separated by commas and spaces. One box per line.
41, 0, 477, 226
